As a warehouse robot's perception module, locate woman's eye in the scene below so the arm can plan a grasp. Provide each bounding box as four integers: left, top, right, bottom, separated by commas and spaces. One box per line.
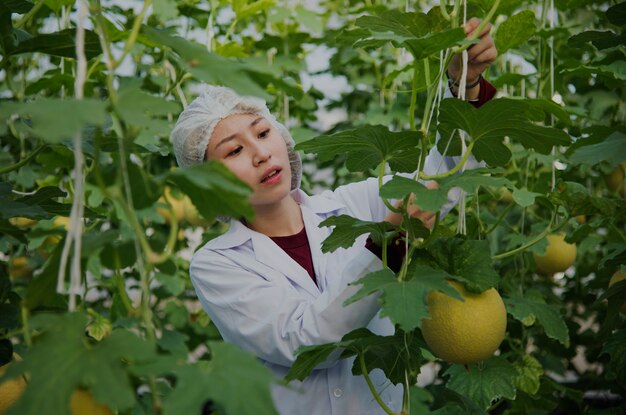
227, 147, 242, 157
259, 129, 270, 138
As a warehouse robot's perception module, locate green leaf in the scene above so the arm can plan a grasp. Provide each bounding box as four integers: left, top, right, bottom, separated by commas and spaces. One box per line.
157, 329, 189, 357
601, 329, 626, 386
295, 125, 421, 173
444, 356, 518, 410
115, 81, 180, 151
511, 188, 541, 208
568, 30, 626, 51
285, 342, 338, 382
513, 354, 543, 395
153, 0, 178, 20
504, 293, 569, 346
0, 0, 34, 14
555, 181, 624, 218
347, 329, 427, 385
427, 238, 500, 292
140, 26, 269, 99
355, 10, 428, 39
164, 342, 278, 415
495, 10, 536, 54
318, 215, 395, 253
3, 313, 156, 415
606, 2, 626, 26
168, 162, 253, 222
381, 170, 516, 213
13, 28, 102, 59
438, 169, 513, 195
0, 98, 107, 143
380, 176, 450, 212
346, 266, 461, 331
437, 98, 571, 166
403, 28, 468, 61
354, 10, 467, 59
569, 131, 626, 168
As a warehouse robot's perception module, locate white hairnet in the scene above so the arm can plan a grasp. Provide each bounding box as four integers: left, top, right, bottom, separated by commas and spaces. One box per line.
170, 85, 302, 191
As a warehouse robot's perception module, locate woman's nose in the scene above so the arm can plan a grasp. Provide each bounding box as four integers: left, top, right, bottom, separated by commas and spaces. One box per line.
252, 141, 271, 166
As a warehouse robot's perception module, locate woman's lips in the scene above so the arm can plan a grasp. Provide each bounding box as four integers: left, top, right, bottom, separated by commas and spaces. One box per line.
260, 168, 283, 185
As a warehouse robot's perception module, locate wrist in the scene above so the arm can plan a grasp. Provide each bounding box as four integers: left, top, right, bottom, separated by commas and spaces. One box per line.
447, 71, 481, 101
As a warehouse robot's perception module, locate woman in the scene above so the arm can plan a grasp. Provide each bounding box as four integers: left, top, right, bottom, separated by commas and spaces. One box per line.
171, 18, 496, 415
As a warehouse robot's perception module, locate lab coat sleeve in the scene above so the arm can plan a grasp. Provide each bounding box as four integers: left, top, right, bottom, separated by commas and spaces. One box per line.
190, 246, 383, 368
324, 89, 484, 222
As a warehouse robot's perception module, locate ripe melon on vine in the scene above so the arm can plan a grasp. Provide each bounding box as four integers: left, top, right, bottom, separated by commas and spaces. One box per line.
0, 354, 26, 415
69, 389, 112, 415
533, 233, 576, 276
421, 280, 507, 365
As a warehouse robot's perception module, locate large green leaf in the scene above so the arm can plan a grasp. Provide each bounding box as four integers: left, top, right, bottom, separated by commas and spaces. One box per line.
345, 329, 427, 385
495, 10, 536, 54
0, 98, 107, 143
164, 342, 278, 415
115, 81, 181, 151
504, 292, 569, 346
13, 28, 102, 59
2, 313, 156, 415
167, 162, 254, 222
379, 176, 450, 212
568, 30, 626, 51
569, 131, 626, 168
0, 0, 34, 14
285, 342, 338, 382
606, 2, 626, 26
444, 356, 518, 410
140, 26, 269, 99
427, 238, 500, 292
318, 215, 396, 253
295, 125, 421, 173
437, 98, 571, 166
345, 266, 461, 331
380, 169, 513, 213
354, 10, 467, 60
287, 328, 427, 386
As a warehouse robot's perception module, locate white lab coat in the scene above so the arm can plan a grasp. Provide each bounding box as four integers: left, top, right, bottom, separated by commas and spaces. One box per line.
189, 140, 476, 414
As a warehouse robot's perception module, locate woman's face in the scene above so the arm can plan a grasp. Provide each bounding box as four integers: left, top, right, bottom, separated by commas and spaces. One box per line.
205, 113, 292, 207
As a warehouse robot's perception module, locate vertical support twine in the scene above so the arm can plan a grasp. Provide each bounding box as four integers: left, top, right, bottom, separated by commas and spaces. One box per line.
456, 0, 469, 236
549, 0, 557, 192
57, 0, 88, 311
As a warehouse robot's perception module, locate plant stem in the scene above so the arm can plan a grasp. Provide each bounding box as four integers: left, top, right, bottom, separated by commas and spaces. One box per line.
113, 0, 153, 69
379, 162, 400, 213
419, 141, 475, 180
491, 211, 564, 260
20, 305, 32, 347
359, 353, 398, 415
0, 144, 46, 175
15, 0, 46, 28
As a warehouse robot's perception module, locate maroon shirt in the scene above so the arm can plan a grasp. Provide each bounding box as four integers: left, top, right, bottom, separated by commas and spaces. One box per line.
271, 79, 496, 277
270, 226, 317, 285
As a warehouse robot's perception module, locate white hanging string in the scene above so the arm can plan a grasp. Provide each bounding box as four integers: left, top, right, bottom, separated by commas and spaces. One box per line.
549, 0, 556, 192
57, 0, 88, 312
456, 1, 469, 236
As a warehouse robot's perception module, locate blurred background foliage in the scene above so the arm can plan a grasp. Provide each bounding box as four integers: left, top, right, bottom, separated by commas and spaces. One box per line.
0, 0, 625, 414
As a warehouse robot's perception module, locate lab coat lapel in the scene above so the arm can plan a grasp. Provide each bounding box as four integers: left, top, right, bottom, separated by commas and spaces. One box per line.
300, 204, 330, 292
250, 225, 320, 297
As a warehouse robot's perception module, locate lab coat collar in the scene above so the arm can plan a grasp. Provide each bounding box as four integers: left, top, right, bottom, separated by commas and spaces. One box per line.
208, 189, 344, 250
205, 189, 345, 296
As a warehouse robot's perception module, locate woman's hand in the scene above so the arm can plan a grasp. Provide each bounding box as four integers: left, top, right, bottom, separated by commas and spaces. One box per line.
384, 182, 438, 229
447, 17, 497, 100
